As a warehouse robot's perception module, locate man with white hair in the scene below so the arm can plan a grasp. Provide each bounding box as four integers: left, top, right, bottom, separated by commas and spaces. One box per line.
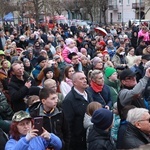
118, 108, 150, 149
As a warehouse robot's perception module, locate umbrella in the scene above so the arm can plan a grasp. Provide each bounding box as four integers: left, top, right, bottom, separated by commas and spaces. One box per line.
94, 27, 108, 36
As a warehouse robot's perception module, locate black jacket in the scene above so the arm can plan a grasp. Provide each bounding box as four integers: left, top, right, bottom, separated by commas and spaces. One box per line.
62, 87, 93, 150
87, 125, 115, 150
29, 102, 70, 150
8, 73, 39, 112
118, 122, 150, 149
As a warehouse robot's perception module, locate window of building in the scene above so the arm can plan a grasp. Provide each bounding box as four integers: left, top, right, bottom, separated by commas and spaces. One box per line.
119, 0, 122, 4
118, 12, 122, 21
127, 0, 130, 5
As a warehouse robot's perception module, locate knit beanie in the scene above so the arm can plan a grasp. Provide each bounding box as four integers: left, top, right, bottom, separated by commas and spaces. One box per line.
105, 67, 117, 78
37, 55, 46, 64
92, 57, 102, 67
43, 67, 54, 76
65, 38, 74, 46
91, 108, 113, 130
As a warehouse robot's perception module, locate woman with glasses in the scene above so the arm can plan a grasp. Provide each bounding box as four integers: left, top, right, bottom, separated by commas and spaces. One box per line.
5, 110, 62, 150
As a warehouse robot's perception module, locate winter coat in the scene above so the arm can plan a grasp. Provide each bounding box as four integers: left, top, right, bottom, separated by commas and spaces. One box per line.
118, 76, 148, 119
62, 87, 93, 150
104, 76, 120, 105
112, 53, 128, 70
87, 125, 115, 150
29, 102, 70, 150
118, 122, 150, 149
62, 46, 78, 64
5, 133, 62, 150
87, 85, 112, 108
0, 91, 14, 120
8, 73, 40, 112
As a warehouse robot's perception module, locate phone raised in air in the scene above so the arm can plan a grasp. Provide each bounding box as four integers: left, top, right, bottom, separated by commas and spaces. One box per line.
34, 117, 43, 135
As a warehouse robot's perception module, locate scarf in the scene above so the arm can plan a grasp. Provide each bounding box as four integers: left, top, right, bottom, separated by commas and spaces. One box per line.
66, 78, 73, 87
90, 80, 103, 93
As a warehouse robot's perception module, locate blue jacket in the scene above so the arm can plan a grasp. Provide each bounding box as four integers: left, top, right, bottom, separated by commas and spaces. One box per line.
5, 133, 62, 150
32, 65, 42, 80
87, 85, 112, 108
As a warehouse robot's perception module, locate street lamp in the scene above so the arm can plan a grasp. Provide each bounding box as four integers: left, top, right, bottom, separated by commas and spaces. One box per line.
139, 0, 141, 23
122, 0, 124, 28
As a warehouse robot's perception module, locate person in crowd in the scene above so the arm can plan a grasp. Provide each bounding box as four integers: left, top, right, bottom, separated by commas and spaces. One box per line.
68, 52, 82, 72
130, 55, 143, 82
118, 108, 150, 149
88, 38, 96, 59
41, 67, 54, 86
135, 40, 146, 56
112, 46, 128, 71
113, 37, 120, 49
143, 45, 150, 55
0, 30, 7, 50
80, 55, 92, 77
111, 102, 120, 143
104, 67, 120, 105
0, 50, 6, 67
117, 67, 150, 120
60, 65, 74, 97
5, 110, 62, 150
0, 91, 14, 134
116, 105, 136, 149
83, 101, 102, 148
87, 108, 115, 150
62, 38, 78, 64
131, 31, 138, 49
62, 72, 93, 150
87, 69, 112, 109
126, 47, 137, 67
8, 62, 40, 112
32, 55, 48, 85
138, 26, 149, 44
91, 56, 103, 71
0, 59, 10, 91
16, 35, 28, 50
23, 58, 33, 75
44, 78, 64, 106
29, 88, 70, 150
106, 39, 116, 59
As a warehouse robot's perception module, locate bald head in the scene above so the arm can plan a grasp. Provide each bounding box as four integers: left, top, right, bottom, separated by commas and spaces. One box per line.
44, 79, 57, 92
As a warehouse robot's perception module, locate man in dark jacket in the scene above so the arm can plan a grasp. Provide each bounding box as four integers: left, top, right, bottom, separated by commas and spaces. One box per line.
62, 72, 93, 150
29, 88, 70, 150
8, 62, 40, 112
0, 91, 14, 133
118, 107, 150, 149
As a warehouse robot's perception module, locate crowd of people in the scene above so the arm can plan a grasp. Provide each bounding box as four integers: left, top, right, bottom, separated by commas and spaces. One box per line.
0, 20, 150, 150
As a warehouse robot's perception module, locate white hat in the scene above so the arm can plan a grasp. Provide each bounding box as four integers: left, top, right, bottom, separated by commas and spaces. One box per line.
65, 38, 74, 46
107, 40, 113, 44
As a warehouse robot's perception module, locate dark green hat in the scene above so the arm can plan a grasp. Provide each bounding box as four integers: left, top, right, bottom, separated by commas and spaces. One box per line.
12, 110, 32, 122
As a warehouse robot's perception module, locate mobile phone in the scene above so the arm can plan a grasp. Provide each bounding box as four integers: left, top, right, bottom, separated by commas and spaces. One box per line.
34, 117, 43, 135
27, 77, 32, 82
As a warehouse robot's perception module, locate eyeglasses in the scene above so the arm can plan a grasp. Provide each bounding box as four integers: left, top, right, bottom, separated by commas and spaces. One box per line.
138, 118, 150, 123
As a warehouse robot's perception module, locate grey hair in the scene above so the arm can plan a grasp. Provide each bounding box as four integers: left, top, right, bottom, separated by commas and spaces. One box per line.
90, 69, 103, 80
126, 108, 148, 124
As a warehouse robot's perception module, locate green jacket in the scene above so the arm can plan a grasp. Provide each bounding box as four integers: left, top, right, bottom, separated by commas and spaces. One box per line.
104, 75, 120, 106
